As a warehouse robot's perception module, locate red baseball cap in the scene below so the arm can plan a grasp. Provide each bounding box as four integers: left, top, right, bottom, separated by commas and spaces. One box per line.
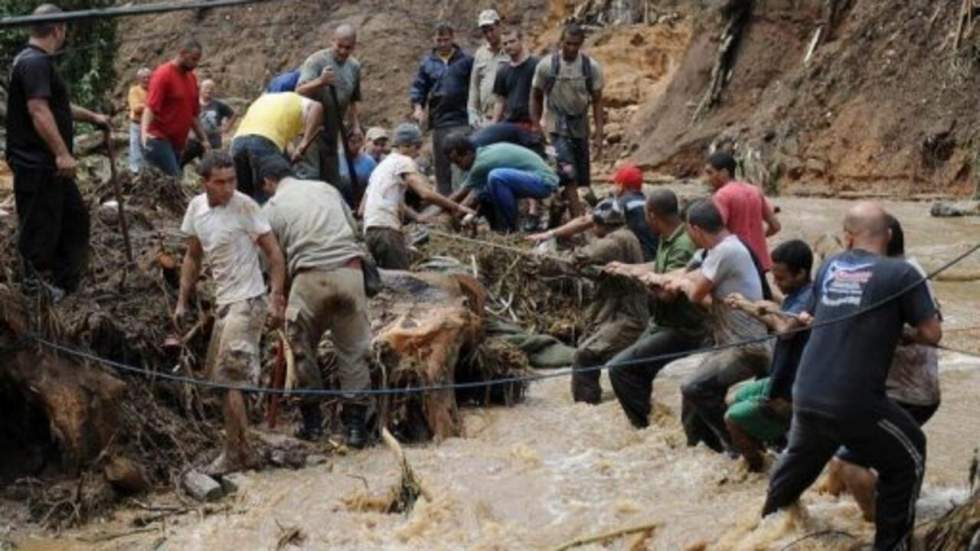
612, 164, 644, 191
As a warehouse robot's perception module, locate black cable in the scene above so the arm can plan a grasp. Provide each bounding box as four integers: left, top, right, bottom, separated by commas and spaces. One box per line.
0, 0, 286, 28
30, 239, 980, 397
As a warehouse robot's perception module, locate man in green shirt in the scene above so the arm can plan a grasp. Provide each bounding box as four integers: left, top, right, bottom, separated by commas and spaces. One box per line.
603, 189, 707, 428
444, 134, 558, 232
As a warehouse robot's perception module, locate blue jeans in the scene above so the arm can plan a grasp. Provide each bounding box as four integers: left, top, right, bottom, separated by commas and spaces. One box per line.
143, 137, 181, 177
128, 122, 143, 174
484, 168, 555, 232
231, 134, 284, 203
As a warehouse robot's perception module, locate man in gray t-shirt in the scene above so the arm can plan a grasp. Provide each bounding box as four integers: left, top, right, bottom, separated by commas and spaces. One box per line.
296, 24, 363, 201
662, 199, 771, 455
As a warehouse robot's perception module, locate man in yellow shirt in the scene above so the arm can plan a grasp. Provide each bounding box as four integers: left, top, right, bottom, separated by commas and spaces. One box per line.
230, 92, 324, 202
127, 67, 151, 174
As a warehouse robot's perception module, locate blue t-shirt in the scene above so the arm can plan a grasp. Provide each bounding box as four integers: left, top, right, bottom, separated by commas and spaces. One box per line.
766, 282, 813, 401
792, 249, 936, 417
339, 152, 377, 192
620, 191, 658, 262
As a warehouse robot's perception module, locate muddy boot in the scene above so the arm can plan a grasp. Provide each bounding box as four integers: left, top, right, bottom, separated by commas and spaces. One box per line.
342, 404, 369, 449
295, 403, 323, 442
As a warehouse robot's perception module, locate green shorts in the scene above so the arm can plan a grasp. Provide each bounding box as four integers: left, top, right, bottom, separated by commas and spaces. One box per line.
725, 378, 789, 443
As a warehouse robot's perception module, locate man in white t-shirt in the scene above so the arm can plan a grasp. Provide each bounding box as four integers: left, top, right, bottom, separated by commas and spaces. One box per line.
360, 123, 475, 269
660, 199, 771, 455
176, 151, 287, 474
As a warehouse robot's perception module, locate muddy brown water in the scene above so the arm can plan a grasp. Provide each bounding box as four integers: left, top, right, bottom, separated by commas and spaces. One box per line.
11, 197, 980, 550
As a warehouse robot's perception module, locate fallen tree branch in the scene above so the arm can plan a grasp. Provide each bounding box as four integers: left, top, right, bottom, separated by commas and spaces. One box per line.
551, 522, 660, 551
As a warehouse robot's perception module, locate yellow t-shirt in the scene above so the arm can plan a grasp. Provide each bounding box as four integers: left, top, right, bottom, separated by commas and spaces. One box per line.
127, 84, 147, 122
233, 92, 308, 151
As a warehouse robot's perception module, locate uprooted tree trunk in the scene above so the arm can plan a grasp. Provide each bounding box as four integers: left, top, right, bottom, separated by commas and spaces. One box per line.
374, 270, 495, 441
0, 285, 126, 476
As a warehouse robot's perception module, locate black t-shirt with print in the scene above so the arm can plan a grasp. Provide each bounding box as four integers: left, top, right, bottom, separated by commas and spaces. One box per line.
492, 55, 539, 124
5, 45, 74, 168
792, 249, 937, 418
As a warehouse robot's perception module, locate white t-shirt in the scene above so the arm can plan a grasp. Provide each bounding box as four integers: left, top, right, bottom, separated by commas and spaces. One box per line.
362, 151, 417, 231
699, 234, 768, 345
180, 191, 271, 305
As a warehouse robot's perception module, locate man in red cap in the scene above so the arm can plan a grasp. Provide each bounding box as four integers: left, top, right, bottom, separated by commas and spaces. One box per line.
527, 163, 658, 260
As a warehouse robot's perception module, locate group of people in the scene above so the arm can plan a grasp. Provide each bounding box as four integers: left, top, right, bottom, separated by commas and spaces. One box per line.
4, 5, 946, 549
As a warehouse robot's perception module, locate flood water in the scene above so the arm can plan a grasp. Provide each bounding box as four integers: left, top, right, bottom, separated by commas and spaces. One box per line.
13, 197, 980, 550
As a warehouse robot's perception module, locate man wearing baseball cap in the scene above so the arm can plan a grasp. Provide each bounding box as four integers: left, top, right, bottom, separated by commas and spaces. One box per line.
540, 198, 649, 403
467, 9, 509, 129
361, 123, 475, 269
364, 127, 389, 162
527, 163, 658, 261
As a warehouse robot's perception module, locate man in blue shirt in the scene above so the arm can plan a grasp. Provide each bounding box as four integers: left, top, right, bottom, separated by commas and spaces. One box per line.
761, 202, 942, 551
722, 239, 814, 471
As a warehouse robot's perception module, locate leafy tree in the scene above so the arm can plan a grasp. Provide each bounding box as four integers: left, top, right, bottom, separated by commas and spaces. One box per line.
0, 0, 117, 112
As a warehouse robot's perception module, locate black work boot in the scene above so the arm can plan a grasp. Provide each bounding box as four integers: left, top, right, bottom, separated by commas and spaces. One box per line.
341, 404, 369, 449
295, 403, 323, 441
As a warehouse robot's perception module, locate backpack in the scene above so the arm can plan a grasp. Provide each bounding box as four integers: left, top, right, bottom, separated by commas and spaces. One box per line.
542, 51, 595, 99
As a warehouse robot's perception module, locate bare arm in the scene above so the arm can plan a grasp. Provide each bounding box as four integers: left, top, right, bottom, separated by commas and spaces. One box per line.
27, 98, 71, 160
909, 315, 942, 346
467, 62, 483, 127
492, 96, 506, 123
665, 270, 713, 305
530, 88, 545, 132
348, 101, 361, 134
140, 107, 154, 146
724, 293, 801, 333
191, 118, 209, 146
293, 103, 324, 162
763, 199, 781, 237
70, 104, 109, 127
176, 236, 204, 315
592, 90, 604, 152
256, 231, 287, 325
405, 173, 475, 217
528, 213, 593, 242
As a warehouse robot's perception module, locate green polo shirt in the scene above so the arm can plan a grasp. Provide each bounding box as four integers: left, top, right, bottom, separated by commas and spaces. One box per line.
652, 223, 706, 335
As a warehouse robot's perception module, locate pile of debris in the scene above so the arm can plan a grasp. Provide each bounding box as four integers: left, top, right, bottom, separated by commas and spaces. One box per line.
0, 156, 541, 526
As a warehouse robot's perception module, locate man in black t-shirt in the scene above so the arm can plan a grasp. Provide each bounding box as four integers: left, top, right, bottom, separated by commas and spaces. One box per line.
491, 27, 538, 125
5, 4, 110, 298
181, 79, 236, 166
761, 202, 942, 551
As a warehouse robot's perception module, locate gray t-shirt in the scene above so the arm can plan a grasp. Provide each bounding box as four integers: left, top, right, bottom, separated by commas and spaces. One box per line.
297, 49, 362, 147
699, 234, 767, 345
530, 53, 604, 138
261, 177, 364, 275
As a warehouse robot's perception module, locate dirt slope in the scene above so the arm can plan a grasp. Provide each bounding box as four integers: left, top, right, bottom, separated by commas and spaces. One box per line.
632, 0, 980, 197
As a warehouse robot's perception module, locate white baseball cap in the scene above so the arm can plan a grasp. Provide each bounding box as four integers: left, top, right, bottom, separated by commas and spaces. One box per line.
478, 9, 500, 27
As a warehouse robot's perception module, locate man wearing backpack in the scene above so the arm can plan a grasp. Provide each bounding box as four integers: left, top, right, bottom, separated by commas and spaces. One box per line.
531, 23, 605, 220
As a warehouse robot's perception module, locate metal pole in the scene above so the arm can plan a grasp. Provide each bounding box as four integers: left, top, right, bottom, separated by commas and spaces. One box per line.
0, 0, 278, 28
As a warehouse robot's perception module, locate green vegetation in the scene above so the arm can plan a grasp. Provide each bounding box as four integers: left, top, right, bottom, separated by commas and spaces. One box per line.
0, 0, 117, 112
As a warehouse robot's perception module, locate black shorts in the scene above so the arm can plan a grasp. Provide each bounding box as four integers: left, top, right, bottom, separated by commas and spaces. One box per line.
551, 133, 591, 188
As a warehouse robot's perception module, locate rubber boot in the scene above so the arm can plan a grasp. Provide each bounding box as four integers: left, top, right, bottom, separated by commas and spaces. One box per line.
295, 402, 323, 441
342, 404, 368, 449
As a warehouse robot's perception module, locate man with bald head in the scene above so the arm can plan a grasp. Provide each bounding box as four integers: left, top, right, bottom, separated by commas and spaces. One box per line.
762, 202, 942, 550
296, 24, 363, 200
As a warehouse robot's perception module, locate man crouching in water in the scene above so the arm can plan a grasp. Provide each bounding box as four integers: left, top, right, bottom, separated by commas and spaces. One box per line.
175, 151, 287, 474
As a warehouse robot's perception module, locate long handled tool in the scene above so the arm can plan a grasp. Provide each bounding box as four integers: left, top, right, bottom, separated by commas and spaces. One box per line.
103, 128, 134, 264
330, 85, 362, 205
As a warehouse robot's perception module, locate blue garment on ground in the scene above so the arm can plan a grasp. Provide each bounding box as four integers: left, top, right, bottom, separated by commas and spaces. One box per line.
266, 70, 301, 93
